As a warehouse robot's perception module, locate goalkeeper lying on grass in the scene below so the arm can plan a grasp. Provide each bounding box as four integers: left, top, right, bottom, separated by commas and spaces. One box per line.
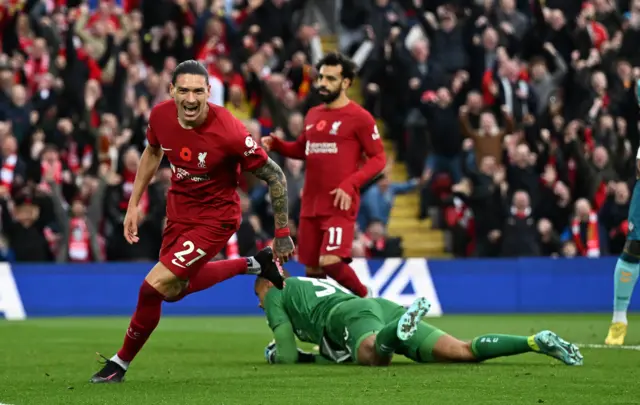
255, 273, 584, 366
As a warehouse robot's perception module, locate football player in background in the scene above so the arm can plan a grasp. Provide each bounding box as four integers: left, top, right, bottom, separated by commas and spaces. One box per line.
604, 79, 640, 345
262, 52, 386, 298
256, 274, 584, 366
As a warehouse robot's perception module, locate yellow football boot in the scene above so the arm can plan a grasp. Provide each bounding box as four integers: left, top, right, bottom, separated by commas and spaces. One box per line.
605, 322, 627, 345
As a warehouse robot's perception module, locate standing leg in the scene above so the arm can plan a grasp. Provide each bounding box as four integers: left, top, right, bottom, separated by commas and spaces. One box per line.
320, 255, 368, 297
90, 262, 181, 383
319, 218, 368, 297
606, 244, 640, 345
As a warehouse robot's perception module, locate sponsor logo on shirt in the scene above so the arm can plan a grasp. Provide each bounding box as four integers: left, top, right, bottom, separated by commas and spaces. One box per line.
305, 141, 338, 155
372, 125, 380, 140
170, 164, 210, 183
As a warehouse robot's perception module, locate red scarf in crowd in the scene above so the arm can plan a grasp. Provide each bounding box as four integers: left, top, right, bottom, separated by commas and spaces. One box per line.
511, 206, 532, 218
1, 154, 18, 192
24, 53, 50, 94
572, 212, 601, 257
297, 65, 313, 99
43, 225, 59, 255
226, 233, 240, 259
62, 142, 93, 174
362, 233, 385, 258
119, 169, 148, 213
453, 197, 475, 256
68, 216, 91, 262
587, 21, 608, 51
41, 159, 62, 184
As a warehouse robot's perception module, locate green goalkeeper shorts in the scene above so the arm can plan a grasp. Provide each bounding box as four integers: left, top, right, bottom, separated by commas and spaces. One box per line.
325, 297, 445, 363
325, 298, 386, 362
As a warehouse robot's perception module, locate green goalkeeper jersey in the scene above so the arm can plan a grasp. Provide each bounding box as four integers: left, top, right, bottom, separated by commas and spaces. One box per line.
263, 277, 357, 344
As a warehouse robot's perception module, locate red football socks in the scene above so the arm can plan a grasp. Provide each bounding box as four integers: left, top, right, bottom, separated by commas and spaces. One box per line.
117, 259, 249, 362
164, 258, 249, 302
117, 281, 165, 362
322, 262, 368, 297
183, 258, 248, 295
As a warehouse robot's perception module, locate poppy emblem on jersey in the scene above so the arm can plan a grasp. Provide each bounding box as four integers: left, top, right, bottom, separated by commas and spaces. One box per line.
180, 147, 192, 162
316, 120, 327, 131
198, 152, 207, 168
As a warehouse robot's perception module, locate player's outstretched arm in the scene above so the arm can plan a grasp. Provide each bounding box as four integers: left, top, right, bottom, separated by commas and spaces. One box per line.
262, 132, 307, 160
123, 144, 163, 244
251, 158, 296, 262
265, 323, 301, 364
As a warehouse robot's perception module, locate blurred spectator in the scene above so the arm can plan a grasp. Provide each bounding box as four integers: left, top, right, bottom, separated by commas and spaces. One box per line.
360, 220, 403, 258
500, 190, 540, 257
0, 185, 53, 262
537, 218, 562, 257
358, 169, 420, 231
600, 181, 631, 254
47, 173, 105, 263
460, 105, 513, 165
561, 198, 609, 257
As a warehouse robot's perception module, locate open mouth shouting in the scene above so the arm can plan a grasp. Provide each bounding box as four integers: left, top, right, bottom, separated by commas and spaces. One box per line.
183, 104, 199, 119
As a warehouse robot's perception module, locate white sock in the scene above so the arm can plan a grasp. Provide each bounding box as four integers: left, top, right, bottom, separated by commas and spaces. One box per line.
110, 354, 130, 370
612, 311, 628, 324
246, 257, 261, 275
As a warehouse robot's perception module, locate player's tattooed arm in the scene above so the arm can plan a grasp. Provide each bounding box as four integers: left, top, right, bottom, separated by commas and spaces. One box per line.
253, 158, 289, 228
252, 158, 296, 262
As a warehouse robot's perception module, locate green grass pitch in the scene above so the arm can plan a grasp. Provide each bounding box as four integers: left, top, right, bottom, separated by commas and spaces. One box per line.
1, 314, 640, 405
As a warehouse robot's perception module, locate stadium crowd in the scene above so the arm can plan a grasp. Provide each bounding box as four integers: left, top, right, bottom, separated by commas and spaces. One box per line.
352, 0, 640, 258
0, 0, 638, 263
0, 0, 401, 263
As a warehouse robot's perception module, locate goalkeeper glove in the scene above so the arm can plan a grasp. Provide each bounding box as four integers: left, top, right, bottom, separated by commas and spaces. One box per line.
265, 340, 277, 364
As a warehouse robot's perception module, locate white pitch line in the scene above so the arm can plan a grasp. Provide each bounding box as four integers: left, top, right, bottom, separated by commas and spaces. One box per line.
577, 343, 640, 351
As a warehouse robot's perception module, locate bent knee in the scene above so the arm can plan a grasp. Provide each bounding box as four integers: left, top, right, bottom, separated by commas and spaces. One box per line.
145, 262, 187, 298
624, 240, 640, 257
319, 254, 342, 267
357, 335, 391, 366
457, 341, 477, 362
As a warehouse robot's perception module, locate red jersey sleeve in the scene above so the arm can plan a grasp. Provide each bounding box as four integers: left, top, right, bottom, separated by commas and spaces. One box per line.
226, 115, 269, 172
271, 131, 307, 160
355, 114, 384, 158
146, 110, 159, 147
340, 112, 386, 191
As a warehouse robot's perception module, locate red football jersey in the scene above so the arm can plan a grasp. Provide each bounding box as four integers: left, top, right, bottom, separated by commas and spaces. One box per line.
272, 101, 385, 220
146, 101, 268, 225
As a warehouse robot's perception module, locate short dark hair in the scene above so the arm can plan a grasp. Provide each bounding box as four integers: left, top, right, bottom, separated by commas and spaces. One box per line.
171, 60, 209, 86
254, 268, 291, 290
315, 51, 357, 82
